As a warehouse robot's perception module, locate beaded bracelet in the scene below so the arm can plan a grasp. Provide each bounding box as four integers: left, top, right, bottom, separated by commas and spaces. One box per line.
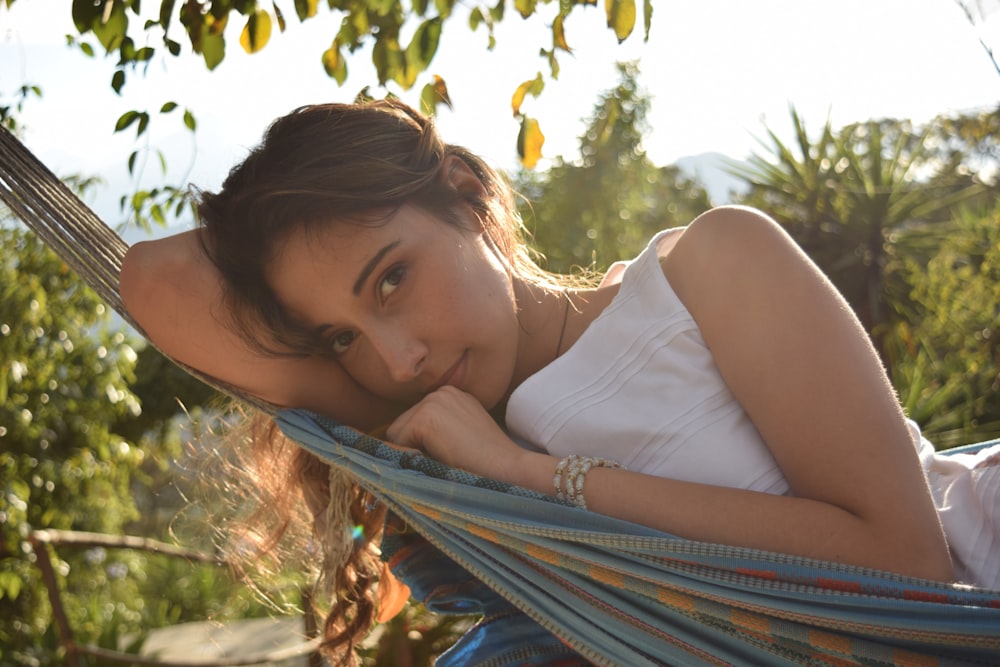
553, 454, 624, 509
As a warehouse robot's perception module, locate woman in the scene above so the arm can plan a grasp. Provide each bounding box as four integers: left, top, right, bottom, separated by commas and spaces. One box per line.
120, 99, 997, 661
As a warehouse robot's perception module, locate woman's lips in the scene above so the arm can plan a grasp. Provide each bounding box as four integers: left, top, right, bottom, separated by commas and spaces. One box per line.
430, 351, 467, 392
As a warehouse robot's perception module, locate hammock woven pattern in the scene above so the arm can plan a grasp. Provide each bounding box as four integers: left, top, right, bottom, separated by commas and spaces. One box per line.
280, 409, 1000, 667
3, 124, 999, 666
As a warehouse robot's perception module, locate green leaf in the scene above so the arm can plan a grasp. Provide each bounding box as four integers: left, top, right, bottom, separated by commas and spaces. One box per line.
79, 41, 95, 57
151, 203, 166, 226
517, 115, 544, 168
114, 110, 140, 133
183, 109, 196, 131
131, 190, 149, 211
490, 0, 505, 22
433, 0, 455, 19
643, 0, 652, 41
406, 18, 442, 74
370, 0, 396, 17
159, 0, 177, 31
321, 43, 348, 84
127, 151, 138, 175
160, 101, 178, 113
412, 0, 429, 16
92, 0, 128, 53
294, 0, 318, 20
545, 46, 560, 78
372, 38, 408, 87
121, 35, 137, 59
240, 10, 272, 54
71, 0, 101, 33
605, 0, 636, 43
419, 75, 452, 115
136, 112, 149, 137
468, 7, 484, 30
272, 1, 286, 31
200, 26, 225, 69
514, 0, 537, 19
111, 69, 126, 94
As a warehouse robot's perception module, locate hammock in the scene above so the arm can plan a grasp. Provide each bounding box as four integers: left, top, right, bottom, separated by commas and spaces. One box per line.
3, 125, 999, 666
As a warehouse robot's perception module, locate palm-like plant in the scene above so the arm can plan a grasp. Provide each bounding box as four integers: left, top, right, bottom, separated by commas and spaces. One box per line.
734, 109, 984, 367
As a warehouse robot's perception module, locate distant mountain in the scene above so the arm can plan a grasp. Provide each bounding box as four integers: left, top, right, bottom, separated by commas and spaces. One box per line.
673, 152, 750, 206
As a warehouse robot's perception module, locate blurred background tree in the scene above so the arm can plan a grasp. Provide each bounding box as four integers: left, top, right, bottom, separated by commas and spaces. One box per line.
894, 201, 1000, 447
516, 62, 711, 275
0, 210, 291, 664
1, 221, 144, 663
733, 104, 999, 446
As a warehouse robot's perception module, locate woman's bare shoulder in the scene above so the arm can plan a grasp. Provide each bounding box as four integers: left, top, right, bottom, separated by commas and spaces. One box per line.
666, 206, 784, 255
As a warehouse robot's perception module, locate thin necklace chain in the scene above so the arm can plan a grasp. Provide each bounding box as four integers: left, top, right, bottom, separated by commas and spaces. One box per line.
554, 290, 570, 359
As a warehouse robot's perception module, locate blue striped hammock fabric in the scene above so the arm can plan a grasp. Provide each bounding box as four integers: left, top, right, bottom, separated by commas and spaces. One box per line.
277, 409, 1000, 667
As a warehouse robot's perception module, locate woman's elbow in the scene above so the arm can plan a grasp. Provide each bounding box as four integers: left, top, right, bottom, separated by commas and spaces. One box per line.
120, 240, 160, 325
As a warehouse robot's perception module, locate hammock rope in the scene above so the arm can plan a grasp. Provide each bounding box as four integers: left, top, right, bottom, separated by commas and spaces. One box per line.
0, 125, 271, 409
0, 125, 132, 328
3, 124, 999, 666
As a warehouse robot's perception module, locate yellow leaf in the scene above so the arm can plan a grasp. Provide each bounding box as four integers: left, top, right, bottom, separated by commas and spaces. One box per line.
517, 116, 544, 168
605, 0, 636, 43
553, 14, 571, 52
420, 75, 452, 115
514, 0, 537, 18
511, 73, 544, 117
239, 10, 272, 54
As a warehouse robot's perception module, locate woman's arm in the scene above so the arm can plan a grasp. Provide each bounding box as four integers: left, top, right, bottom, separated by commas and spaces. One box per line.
654, 206, 951, 578
119, 230, 401, 432
388, 207, 953, 581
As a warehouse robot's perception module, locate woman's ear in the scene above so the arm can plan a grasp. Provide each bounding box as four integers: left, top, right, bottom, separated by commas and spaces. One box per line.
442, 155, 487, 196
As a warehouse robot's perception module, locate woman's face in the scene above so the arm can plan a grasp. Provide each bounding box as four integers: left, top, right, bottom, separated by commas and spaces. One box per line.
266, 205, 521, 410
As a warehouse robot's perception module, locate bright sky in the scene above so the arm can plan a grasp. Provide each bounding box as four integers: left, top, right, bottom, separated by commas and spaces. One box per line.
2, 0, 999, 227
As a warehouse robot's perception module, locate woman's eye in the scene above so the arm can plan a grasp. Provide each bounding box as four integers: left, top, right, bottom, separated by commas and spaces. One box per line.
328, 330, 356, 355
379, 265, 406, 300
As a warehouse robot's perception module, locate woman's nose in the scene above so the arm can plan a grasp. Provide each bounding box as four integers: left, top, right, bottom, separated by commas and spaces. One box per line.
372, 328, 427, 383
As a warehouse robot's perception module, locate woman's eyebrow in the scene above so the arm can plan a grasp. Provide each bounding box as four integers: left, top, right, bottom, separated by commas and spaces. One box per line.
353, 240, 401, 296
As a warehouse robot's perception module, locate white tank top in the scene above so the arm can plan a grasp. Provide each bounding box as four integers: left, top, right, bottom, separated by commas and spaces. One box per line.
506, 227, 1000, 589
506, 228, 789, 495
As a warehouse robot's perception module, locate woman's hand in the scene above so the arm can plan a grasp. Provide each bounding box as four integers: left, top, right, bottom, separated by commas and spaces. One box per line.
386, 386, 525, 481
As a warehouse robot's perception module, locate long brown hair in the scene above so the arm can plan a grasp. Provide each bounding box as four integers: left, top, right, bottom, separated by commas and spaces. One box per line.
198, 98, 554, 355
218, 410, 388, 665
195, 99, 556, 663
